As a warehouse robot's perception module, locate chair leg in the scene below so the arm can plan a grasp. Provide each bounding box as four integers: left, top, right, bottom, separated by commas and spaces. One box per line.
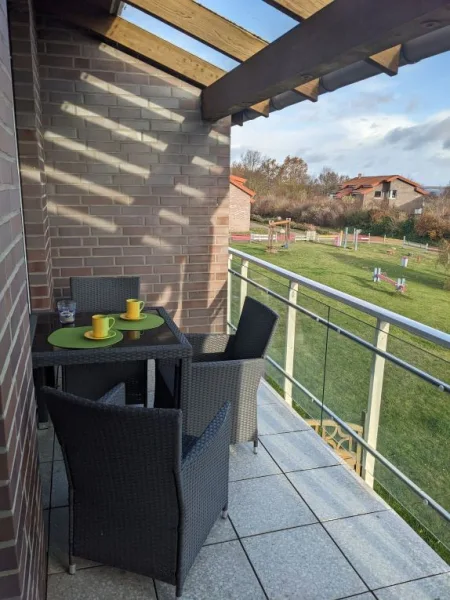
69, 562, 76, 575
253, 437, 258, 455
176, 582, 183, 598
221, 504, 228, 519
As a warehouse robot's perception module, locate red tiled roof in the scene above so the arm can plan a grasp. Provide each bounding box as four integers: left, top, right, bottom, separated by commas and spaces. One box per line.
338, 175, 429, 196
230, 175, 256, 200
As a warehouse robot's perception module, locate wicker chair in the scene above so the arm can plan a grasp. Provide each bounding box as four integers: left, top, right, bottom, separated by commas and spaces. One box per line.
70, 276, 140, 312
66, 276, 145, 404
183, 296, 278, 452
42, 383, 232, 598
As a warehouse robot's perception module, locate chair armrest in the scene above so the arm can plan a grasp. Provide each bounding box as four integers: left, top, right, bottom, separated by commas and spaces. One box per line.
182, 358, 265, 439
182, 400, 231, 468
186, 333, 233, 358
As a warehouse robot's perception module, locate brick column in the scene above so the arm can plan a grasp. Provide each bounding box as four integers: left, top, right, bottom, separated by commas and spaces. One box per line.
9, 0, 53, 310
0, 1, 46, 598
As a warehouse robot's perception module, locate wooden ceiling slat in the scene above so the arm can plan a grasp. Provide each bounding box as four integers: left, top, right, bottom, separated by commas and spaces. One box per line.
264, 0, 332, 21
202, 0, 450, 121
367, 45, 402, 76
126, 0, 266, 62
36, 2, 269, 117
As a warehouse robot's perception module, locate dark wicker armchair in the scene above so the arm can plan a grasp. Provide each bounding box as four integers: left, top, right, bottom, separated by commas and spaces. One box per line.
70, 276, 140, 312
66, 276, 145, 404
183, 296, 278, 452
42, 384, 232, 598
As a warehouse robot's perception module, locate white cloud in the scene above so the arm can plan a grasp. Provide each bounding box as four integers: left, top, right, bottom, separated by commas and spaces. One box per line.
231, 86, 450, 185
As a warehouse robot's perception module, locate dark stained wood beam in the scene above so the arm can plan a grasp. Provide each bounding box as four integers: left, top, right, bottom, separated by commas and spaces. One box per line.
264, 0, 332, 20
126, 0, 267, 62
36, 2, 269, 117
366, 45, 402, 76
202, 0, 450, 121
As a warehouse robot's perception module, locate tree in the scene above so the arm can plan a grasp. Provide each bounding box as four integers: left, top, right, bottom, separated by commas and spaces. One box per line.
315, 167, 348, 196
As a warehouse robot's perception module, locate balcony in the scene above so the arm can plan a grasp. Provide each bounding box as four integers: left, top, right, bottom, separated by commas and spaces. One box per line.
40, 380, 450, 599
38, 248, 450, 599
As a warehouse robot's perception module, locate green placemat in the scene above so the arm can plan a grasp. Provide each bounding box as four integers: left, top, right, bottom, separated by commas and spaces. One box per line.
108, 313, 165, 331
48, 326, 124, 349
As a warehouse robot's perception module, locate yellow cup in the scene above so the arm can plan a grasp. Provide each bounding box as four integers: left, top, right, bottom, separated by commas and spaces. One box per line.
126, 298, 144, 320
92, 314, 115, 338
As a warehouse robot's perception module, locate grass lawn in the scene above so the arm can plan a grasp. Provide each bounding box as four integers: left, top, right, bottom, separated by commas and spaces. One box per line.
230, 240, 450, 557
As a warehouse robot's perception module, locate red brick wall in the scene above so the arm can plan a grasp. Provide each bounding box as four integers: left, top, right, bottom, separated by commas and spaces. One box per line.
9, 0, 53, 311
0, 1, 46, 598
37, 17, 231, 333
229, 183, 251, 232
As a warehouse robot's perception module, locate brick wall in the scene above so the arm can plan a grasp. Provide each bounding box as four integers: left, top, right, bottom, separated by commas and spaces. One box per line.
9, 0, 53, 310
229, 183, 251, 232
0, 1, 46, 598
37, 17, 231, 333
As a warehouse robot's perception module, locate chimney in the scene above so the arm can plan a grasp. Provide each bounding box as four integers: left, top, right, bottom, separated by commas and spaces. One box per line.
357, 173, 363, 178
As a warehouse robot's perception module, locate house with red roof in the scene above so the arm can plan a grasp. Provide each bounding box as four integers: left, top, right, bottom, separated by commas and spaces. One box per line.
229, 175, 256, 232
335, 175, 429, 214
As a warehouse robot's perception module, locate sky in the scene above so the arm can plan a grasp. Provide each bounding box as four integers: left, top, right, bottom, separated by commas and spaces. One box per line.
123, 1, 450, 186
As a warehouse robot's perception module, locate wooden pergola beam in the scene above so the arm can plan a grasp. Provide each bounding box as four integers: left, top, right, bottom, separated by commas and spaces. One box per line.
202, 0, 450, 121
367, 45, 402, 76
37, 2, 269, 117
264, 0, 332, 21
127, 0, 319, 106
126, 0, 266, 62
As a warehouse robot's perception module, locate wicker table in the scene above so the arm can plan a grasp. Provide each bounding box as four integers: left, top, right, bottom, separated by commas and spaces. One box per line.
31, 307, 192, 427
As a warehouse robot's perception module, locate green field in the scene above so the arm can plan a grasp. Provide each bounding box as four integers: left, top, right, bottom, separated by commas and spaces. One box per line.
230, 240, 450, 557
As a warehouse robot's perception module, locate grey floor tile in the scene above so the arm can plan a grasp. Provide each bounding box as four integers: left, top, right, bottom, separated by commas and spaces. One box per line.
204, 516, 237, 545
324, 512, 449, 590
258, 402, 311, 435
229, 442, 281, 482
47, 565, 157, 599
287, 465, 389, 521
341, 595, 376, 599
47, 507, 100, 574
261, 430, 340, 473
38, 426, 55, 463
373, 572, 450, 599
229, 474, 317, 537
51, 460, 69, 508
243, 523, 368, 600
257, 382, 281, 405
40, 462, 52, 509
156, 540, 265, 599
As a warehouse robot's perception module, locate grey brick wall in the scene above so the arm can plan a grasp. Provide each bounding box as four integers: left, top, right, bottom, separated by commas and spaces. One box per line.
229, 183, 251, 232
38, 17, 231, 332
0, 1, 46, 598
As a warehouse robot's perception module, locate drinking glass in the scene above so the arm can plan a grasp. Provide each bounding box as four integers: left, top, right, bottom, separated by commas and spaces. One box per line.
57, 299, 76, 325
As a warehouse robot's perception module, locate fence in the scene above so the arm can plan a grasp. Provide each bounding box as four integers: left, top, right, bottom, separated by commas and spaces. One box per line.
228, 246, 450, 555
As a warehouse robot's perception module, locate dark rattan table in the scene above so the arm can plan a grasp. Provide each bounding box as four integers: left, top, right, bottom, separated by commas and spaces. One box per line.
31, 307, 192, 427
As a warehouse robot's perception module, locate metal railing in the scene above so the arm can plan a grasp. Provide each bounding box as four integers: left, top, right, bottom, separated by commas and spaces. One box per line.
227, 247, 450, 540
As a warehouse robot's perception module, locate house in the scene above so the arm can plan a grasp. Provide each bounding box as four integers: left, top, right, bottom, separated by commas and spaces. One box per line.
335, 175, 429, 214
229, 175, 256, 232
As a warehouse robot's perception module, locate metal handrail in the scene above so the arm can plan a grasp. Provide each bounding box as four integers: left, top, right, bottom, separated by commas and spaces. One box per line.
227, 247, 450, 527
229, 267, 450, 393
229, 247, 450, 349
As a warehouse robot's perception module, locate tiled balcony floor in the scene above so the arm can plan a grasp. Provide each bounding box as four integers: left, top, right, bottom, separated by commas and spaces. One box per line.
39, 380, 450, 600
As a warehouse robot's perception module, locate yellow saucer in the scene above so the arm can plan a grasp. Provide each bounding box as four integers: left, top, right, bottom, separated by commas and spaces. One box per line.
119, 313, 147, 321
84, 330, 117, 341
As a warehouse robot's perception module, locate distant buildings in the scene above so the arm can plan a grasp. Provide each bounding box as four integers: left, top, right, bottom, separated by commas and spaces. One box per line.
335, 175, 429, 214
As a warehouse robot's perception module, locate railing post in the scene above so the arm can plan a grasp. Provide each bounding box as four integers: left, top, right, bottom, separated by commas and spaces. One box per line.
240, 258, 249, 314
227, 253, 232, 333
283, 280, 298, 406
363, 319, 390, 488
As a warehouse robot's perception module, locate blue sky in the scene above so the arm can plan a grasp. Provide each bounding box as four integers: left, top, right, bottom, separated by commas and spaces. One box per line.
123, 2, 450, 186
